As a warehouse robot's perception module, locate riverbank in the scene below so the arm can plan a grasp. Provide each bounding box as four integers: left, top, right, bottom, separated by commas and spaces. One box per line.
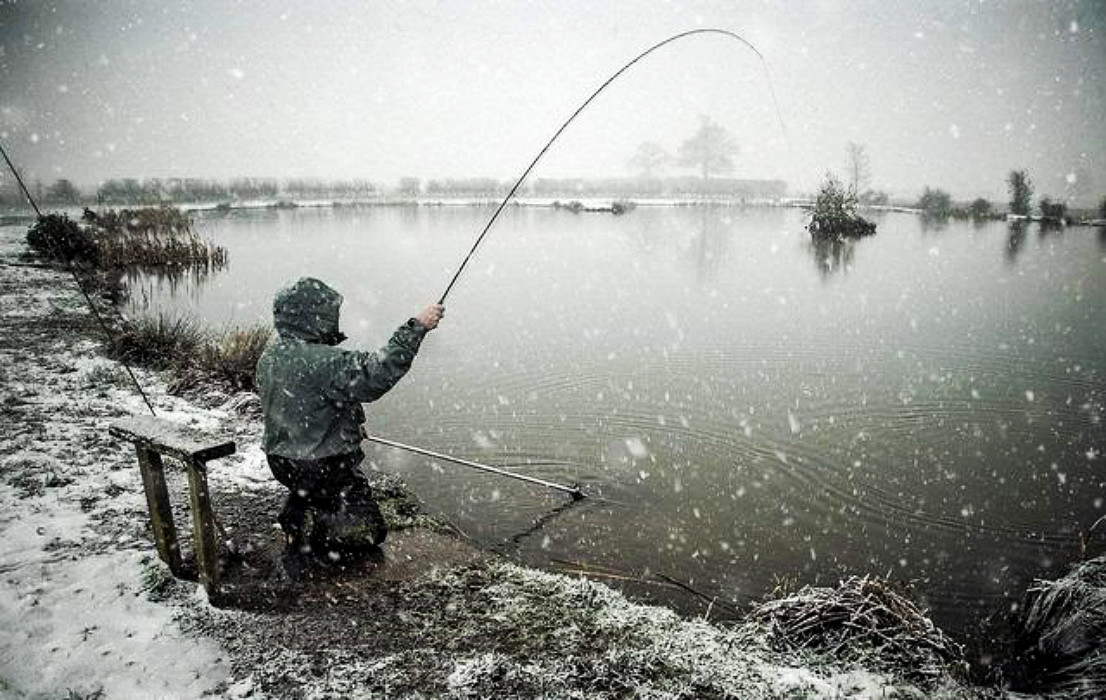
0, 222, 1014, 698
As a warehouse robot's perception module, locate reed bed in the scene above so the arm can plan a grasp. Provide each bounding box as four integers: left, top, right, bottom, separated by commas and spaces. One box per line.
82, 206, 227, 268
747, 575, 967, 688
1017, 555, 1106, 698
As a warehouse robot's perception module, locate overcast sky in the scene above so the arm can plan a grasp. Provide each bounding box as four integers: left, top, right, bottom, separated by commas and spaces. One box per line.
1, 0, 1103, 202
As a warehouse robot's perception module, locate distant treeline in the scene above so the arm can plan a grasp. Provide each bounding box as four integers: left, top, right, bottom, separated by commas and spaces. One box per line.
910, 170, 1106, 225
419, 176, 788, 199
1, 175, 789, 206
0, 177, 379, 206
528, 177, 788, 200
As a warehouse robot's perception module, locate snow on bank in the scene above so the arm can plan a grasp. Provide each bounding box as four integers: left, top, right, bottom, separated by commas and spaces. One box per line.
0, 533, 228, 699
0, 224, 238, 698
0, 371, 234, 697
189, 558, 979, 699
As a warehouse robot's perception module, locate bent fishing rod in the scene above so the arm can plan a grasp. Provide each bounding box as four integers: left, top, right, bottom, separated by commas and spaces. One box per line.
365, 434, 584, 500
437, 27, 788, 305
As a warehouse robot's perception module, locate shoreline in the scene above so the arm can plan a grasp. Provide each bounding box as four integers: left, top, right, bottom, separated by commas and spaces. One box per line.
5, 198, 1104, 231
0, 222, 1020, 698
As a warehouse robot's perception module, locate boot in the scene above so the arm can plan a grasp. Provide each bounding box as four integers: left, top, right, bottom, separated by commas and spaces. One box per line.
278, 499, 312, 555
276, 548, 306, 583
310, 504, 387, 564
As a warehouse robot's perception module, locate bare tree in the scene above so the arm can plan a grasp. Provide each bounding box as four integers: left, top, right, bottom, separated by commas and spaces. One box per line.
677, 116, 738, 180
628, 141, 670, 178
398, 177, 421, 197
845, 142, 870, 195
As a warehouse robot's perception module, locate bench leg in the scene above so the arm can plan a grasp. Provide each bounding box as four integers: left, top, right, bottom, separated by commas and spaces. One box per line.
185, 458, 220, 598
135, 446, 182, 575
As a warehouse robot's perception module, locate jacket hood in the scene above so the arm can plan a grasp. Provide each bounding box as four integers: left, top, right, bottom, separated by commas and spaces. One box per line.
272, 277, 344, 343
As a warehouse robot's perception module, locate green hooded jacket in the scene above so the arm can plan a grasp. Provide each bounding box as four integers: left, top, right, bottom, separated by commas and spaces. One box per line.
257, 277, 428, 461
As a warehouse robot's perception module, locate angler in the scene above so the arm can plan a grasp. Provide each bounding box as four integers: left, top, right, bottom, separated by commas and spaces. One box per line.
256, 276, 444, 572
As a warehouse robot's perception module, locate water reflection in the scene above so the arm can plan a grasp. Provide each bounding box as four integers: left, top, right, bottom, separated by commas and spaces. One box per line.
1005, 221, 1028, 264
688, 205, 730, 281
125, 261, 225, 312
806, 236, 856, 279
496, 495, 594, 554
1037, 219, 1065, 237
624, 205, 671, 252
624, 204, 733, 281
919, 213, 951, 233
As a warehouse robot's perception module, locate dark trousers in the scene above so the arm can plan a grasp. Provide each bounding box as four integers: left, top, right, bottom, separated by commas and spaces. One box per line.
267, 451, 387, 554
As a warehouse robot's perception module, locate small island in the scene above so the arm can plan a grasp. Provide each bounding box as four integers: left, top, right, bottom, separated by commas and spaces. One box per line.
806, 173, 877, 239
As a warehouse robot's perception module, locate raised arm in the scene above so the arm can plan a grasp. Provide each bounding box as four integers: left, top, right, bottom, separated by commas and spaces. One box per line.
333, 304, 444, 403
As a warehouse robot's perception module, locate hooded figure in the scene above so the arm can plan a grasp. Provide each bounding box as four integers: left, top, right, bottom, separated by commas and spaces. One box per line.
257, 276, 443, 561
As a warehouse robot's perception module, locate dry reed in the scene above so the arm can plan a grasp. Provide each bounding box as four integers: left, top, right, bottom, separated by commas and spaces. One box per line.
1018, 556, 1106, 698
82, 206, 227, 268
747, 575, 967, 687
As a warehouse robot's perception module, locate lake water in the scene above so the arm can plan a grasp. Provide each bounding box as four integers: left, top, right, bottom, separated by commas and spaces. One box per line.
129, 204, 1105, 672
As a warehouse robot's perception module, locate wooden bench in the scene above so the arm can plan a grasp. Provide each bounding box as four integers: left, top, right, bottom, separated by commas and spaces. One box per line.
109, 415, 236, 598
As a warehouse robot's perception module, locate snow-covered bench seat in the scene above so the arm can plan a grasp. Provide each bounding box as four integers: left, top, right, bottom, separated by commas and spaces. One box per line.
109, 415, 236, 599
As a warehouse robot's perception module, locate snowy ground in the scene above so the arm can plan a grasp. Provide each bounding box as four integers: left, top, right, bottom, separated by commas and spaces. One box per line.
0, 224, 1005, 699
0, 231, 241, 698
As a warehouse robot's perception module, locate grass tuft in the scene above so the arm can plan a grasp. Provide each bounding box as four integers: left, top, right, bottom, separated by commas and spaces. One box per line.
171, 324, 272, 394
140, 558, 179, 603
109, 313, 270, 394
111, 314, 206, 370
1016, 555, 1106, 698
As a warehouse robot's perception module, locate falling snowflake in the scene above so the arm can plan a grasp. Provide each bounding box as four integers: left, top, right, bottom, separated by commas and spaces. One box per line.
787, 410, 801, 435
625, 437, 649, 459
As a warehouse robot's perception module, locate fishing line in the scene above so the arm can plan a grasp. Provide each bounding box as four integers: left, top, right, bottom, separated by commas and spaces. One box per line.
496, 486, 635, 552
438, 27, 790, 304
0, 140, 157, 416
